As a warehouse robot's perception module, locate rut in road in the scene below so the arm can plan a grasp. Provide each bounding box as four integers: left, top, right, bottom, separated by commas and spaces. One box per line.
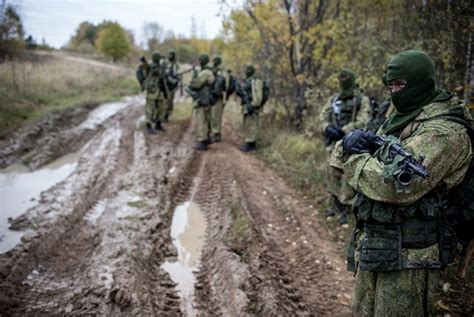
0, 100, 353, 316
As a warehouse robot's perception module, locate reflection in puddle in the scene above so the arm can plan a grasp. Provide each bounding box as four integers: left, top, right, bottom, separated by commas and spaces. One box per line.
0, 153, 79, 253
161, 202, 207, 316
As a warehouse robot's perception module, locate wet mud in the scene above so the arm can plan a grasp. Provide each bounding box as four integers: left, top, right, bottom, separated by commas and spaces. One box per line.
0, 98, 353, 316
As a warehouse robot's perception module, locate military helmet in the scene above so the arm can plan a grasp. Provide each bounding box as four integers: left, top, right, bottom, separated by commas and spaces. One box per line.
245, 65, 255, 78
198, 54, 210, 67
168, 49, 176, 61
212, 55, 222, 66
152, 51, 161, 63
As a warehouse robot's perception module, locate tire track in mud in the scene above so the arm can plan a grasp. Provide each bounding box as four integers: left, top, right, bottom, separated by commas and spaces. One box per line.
0, 100, 195, 315
1, 104, 354, 316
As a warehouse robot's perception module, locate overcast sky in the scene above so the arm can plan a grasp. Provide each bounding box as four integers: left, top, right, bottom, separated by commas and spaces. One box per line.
15, 0, 229, 48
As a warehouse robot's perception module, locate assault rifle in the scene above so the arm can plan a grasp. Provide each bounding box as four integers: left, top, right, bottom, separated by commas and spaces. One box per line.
235, 82, 256, 117
367, 132, 429, 185
175, 63, 198, 96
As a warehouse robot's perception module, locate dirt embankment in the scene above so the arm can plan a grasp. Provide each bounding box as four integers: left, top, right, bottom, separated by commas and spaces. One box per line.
0, 99, 353, 316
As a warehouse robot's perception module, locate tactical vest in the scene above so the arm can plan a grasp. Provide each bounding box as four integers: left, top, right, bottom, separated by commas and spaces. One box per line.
348, 189, 444, 272
348, 125, 449, 272
330, 94, 362, 128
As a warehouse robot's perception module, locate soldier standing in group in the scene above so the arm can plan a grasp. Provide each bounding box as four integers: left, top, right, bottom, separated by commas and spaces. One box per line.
188, 54, 215, 151
237, 65, 265, 152
318, 69, 371, 224
164, 49, 180, 122
331, 50, 472, 315
209, 55, 230, 143
137, 52, 168, 134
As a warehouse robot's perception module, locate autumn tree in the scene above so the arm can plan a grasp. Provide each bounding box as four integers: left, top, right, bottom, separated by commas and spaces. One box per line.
0, 3, 24, 60
96, 22, 131, 62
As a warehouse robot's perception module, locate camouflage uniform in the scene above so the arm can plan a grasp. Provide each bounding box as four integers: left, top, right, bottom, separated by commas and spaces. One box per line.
319, 70, 371, 221
239, 66, 264, 152
331, 50, 473, 316
165, 50, 180, 122
189, 55, 215, 149
210, 57, 230, 142
143, 52, 168, 132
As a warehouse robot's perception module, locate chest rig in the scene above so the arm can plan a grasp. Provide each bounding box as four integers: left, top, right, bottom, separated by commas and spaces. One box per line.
330, 95, 362, 128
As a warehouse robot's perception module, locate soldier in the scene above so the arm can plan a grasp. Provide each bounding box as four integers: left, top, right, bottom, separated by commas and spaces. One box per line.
331, 50, 472, 315
164, 49, 180, 122
140, 52, 168, 134
237, 65, 265, 152
136, 56, 150, 92
318, 69, 371, 224
188, 54, 215, 151
209, 55, 230, 143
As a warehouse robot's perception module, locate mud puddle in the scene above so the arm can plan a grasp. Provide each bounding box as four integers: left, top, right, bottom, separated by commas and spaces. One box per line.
0, 152, 79, 253
76, 96, 141, 130
161, 201, 207, 316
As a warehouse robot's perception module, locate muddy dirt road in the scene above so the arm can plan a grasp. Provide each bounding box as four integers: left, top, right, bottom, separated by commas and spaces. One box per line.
0, 97, 353, 316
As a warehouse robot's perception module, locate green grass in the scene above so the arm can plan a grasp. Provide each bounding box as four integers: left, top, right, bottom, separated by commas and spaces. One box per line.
0, 53, 140, 136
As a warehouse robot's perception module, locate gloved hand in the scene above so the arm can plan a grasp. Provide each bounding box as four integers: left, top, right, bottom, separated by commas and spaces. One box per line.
325, 125, 345, 142
342, 129, 378, 154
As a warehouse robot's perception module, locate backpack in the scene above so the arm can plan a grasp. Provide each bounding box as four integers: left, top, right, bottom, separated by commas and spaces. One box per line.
261, 80, 270, 106
210, 72, 226, 105
227, 73, 237, 96
440, 116, 474, 242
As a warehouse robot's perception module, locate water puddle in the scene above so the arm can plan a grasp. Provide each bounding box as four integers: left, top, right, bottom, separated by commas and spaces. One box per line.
0, 152, 79, 253
77, 96, 141, 130
161, 201, 207, 316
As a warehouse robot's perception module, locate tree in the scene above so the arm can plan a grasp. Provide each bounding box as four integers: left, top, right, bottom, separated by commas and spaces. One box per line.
142, 22, 163, 52
0, 4, 24, 60
96, 22, 131, 62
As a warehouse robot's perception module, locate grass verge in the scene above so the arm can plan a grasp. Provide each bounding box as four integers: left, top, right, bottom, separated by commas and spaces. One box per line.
0, 52, 140, 137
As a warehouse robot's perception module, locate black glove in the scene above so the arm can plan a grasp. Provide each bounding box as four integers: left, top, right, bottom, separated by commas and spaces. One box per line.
342, 129, 378, 154
325, 125, 345, 142
139, 56, 146, 63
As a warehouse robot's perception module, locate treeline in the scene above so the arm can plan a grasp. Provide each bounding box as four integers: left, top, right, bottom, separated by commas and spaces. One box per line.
216, 0, 473, 126
65, 20, 215, 64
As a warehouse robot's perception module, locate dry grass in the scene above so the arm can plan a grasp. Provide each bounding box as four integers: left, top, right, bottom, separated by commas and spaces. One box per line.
0, 53, 139, 136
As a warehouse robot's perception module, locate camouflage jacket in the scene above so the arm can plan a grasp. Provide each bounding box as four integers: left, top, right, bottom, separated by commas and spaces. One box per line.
189, 67, 215, 107
331, 97, 472, 268
331, 96, 472, 204
241, 76, 263, 114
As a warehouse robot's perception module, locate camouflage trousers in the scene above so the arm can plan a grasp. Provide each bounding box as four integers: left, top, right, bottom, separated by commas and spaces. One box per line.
210, 97, 224, 136
324, 157, 354, 205
194, 105, 211, 142
166, 91, 176, 118
352, 269, 439, 316
243, 113, 259, 143
145, 98, 165, 124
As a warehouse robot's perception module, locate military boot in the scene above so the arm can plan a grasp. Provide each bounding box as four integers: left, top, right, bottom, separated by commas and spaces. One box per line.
146, 123, 155, 134
155, 121, 166, 132
240, 142, 256, 152
324, 196, 339, 217
195, 141, 208, 151
210, 133, 221, 144
338, 204, 350, 225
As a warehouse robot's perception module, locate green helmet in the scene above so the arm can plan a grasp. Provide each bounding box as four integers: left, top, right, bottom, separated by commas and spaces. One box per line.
212, 55, 222, 66
152, 51, 161, 64
198, 54, 209, 67
168, 49, 176, 62
245, 65, 255, 78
